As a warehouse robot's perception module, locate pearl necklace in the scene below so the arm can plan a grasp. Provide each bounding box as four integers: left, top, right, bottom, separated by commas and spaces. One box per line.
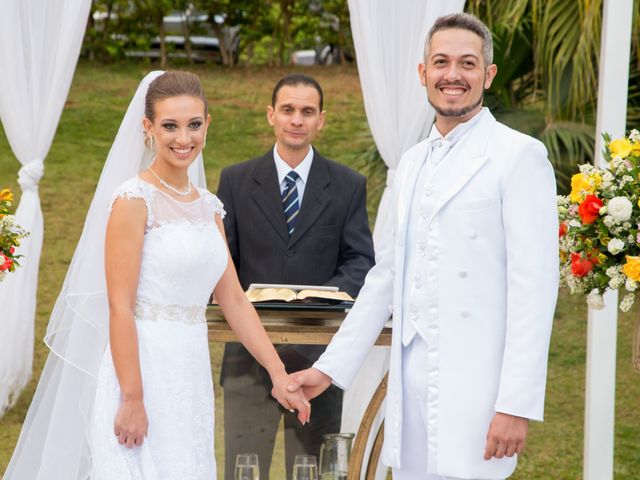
147, 167, 192, 196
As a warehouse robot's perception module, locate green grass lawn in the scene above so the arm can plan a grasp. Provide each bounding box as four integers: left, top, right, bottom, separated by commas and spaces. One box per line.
1, 62, 639, 479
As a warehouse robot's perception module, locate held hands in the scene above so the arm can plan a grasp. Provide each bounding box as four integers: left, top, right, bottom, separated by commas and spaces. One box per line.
286, 368, 333, 402
114, 398, 149, 448
270, 371, 312, 425
483, 412, 529, 460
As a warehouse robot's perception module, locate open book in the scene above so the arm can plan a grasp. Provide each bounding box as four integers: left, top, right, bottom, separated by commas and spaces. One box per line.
245, 283, 354, 304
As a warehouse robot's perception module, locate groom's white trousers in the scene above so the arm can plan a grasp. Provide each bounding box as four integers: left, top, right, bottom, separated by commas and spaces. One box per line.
393, 337, 506, 480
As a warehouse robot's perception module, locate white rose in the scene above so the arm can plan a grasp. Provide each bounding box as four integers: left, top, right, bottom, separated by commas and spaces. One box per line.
607, 238, 625, 255
587, 290, 605, 310
607, 197, 633, 223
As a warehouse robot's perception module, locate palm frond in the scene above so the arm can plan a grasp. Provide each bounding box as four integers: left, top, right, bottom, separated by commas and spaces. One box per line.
540, 120, 596, 193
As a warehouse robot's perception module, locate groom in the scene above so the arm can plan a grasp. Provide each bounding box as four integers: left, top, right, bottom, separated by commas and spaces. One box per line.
289, 13, 559, 480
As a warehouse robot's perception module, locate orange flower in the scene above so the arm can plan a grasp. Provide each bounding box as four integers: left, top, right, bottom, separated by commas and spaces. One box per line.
0, 254, 13, 271
571, 252, 597, 277
0, 188, 13, 203
578, 195, 603, 224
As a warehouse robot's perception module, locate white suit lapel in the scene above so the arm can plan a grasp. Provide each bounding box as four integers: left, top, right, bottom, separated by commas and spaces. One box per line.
427, 112, 497, 224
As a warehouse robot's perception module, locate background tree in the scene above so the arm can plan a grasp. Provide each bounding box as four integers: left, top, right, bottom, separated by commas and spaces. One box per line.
132, 0, 175, 68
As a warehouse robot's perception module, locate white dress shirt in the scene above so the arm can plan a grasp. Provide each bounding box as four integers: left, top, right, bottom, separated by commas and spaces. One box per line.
273, 144, 314, 205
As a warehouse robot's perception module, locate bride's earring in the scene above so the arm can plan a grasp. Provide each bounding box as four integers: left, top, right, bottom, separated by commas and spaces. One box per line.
145, 131, 155, 151
203, 132, 207, 149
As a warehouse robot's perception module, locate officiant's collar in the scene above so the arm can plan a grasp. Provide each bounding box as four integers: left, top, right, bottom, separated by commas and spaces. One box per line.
429, 107, 488, 146
273, 143, 314, 186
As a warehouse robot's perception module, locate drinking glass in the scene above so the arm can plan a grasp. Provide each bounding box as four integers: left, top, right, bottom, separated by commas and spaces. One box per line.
234, 453, 259, 480
292, 454, 318, 480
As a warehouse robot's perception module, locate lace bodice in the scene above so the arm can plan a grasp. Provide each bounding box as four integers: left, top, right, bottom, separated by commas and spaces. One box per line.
110, 176, 228, 307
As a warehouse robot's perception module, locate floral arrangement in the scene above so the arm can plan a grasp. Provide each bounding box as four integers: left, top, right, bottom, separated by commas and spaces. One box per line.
0, 188, 29, 281
558, 129, 640, 311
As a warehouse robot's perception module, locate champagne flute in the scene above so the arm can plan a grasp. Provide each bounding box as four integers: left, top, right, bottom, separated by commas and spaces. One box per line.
235, 453, 259, 480
292, 454, 318, 480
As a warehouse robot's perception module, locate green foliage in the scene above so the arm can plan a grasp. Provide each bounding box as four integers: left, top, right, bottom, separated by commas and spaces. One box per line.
82, 0, 354, 67
467, 0, 639, 193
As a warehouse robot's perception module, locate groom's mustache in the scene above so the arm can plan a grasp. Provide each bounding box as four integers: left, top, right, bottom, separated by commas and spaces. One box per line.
436, 80, 470, 89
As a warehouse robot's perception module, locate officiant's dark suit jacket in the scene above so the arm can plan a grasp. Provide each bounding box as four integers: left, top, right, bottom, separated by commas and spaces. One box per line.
217, 148, 375, 383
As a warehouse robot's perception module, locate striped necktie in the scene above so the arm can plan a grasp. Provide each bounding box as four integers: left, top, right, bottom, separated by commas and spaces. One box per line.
282, 171, 300, 235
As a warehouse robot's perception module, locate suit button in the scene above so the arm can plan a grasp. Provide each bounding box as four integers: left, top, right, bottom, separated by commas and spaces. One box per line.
461, 310, 470, 318
286, 250, 294, 257
469, 230, 478, 240
459, 271, 467, 278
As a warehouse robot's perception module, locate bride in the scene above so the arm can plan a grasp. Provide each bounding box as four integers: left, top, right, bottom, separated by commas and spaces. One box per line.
5, 71, 310, 479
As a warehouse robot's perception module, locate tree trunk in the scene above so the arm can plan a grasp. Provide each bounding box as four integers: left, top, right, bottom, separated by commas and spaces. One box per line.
211, 21, 230, 66
182, 17, 193, 65
278, 0, 294, 66
159, 13, 167, 68
87, 1, 96, 61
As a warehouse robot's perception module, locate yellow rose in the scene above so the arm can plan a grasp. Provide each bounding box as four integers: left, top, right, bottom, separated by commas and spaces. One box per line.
609, 138, 633, 158
632, 141, 640, 156
570, 172, 600, 203
0, 188, 13, 202
623, 256, 640, 281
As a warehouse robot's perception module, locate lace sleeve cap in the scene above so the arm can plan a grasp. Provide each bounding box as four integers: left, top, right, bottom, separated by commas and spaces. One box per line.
203, 191, 226, 219
108, 177, 153, 225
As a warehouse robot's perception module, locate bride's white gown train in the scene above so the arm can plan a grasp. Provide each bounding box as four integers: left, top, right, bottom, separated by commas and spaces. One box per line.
88, 177, 227, 479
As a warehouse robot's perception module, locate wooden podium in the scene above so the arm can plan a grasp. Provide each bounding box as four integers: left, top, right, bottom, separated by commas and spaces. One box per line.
207, 305, 391, 480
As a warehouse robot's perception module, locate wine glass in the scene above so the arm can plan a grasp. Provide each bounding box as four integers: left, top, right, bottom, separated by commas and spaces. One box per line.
235, 453, 259, 480
292, 455, 318, 480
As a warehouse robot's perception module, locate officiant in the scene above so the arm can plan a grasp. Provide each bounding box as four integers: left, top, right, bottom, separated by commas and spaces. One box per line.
216, 73, 375, 480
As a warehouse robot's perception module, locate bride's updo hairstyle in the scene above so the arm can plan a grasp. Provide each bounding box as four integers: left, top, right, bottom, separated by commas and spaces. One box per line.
144, 71, 208, 122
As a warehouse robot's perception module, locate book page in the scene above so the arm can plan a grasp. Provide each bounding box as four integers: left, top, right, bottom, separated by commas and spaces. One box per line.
245, 288, 297, 303
296, 289, 354, 302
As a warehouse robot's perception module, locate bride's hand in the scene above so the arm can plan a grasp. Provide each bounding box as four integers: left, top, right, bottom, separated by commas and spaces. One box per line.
270, 372, 311, 425
114, 398, 149, 448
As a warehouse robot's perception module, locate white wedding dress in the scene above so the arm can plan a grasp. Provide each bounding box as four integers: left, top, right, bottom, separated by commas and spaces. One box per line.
88, 176, 227, 480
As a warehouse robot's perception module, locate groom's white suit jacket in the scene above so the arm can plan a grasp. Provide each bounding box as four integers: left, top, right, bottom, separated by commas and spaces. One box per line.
314, 110, 559, 479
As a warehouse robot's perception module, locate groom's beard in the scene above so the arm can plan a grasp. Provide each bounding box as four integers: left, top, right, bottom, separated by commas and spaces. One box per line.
428, 83, 486, 118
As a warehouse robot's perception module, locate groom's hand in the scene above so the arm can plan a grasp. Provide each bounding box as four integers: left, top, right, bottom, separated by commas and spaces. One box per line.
287, 367, 333, 401
483, 412, 529, 460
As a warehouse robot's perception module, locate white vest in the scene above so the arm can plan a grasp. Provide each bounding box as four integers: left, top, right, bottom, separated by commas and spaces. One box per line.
401, 139, 452, 346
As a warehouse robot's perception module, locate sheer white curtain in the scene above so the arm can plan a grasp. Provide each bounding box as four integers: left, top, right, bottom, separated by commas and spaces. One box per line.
342, 1, 465, 477
0, 0, 92, 415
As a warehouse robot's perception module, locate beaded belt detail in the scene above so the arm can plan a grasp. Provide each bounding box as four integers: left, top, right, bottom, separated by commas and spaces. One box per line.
135, 299, 207, 325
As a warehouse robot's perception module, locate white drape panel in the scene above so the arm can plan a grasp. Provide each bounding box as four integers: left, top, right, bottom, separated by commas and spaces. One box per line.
342, 2, 465, 477
0, 0, 92, 415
